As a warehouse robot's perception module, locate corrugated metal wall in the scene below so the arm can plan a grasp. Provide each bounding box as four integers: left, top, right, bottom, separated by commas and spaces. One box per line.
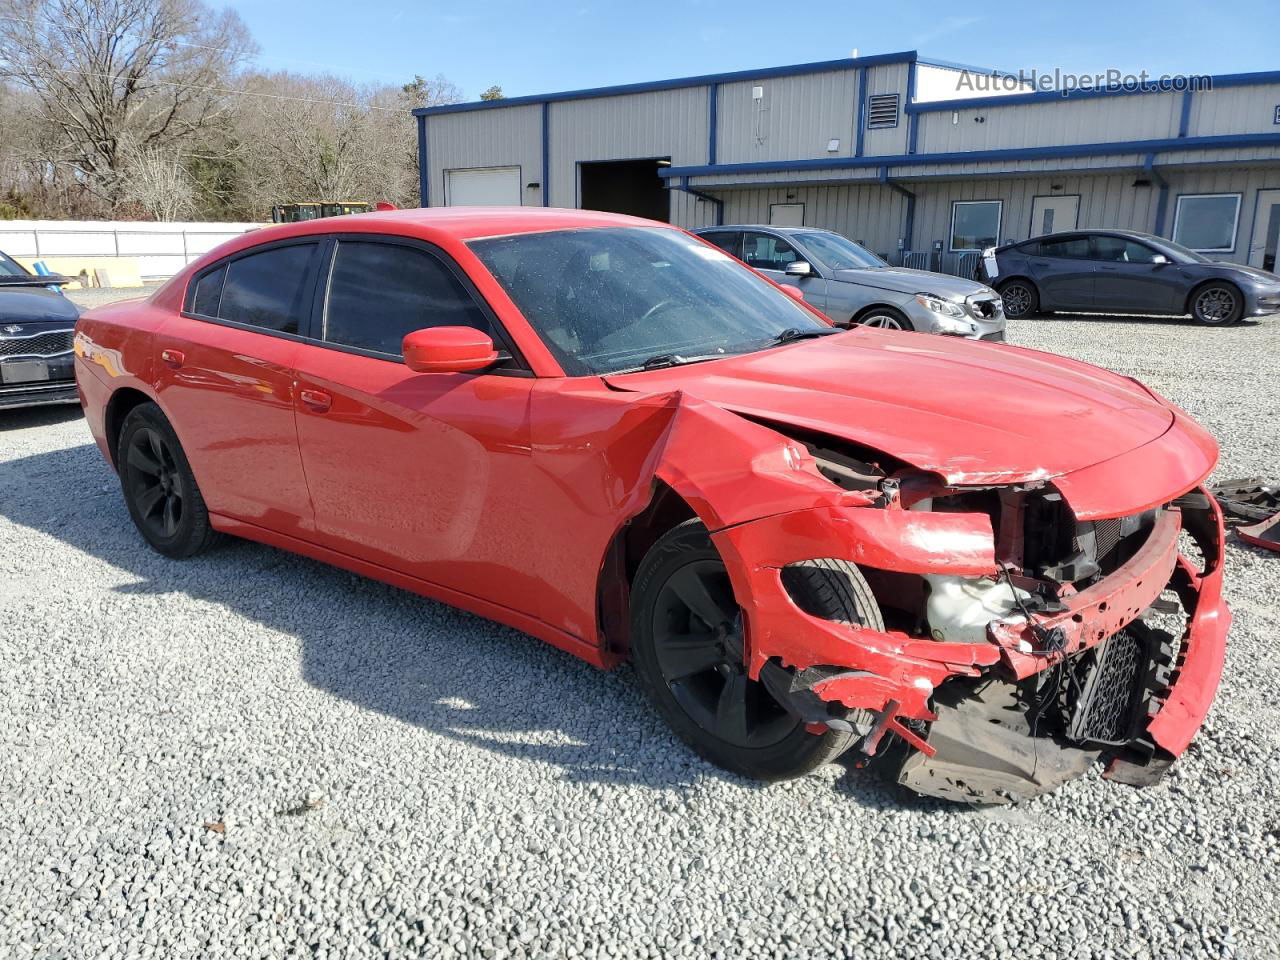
426, 105, 543, 205
862, 63, 911, 157
1187, 83, 1280, 136
716, 70, 859, 163
547, 88, 709, 208
715, 183, 908, 258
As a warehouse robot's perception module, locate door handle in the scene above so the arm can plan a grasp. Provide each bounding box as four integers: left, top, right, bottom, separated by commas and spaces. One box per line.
1100, 266, 1119, 271
299, 388, 332, 413
160, 348, 184, 368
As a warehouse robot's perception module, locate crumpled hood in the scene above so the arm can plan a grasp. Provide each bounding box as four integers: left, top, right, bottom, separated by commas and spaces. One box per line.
831, 266, 994, 300
0, 287, 80, 325
605, 330, 1175, 485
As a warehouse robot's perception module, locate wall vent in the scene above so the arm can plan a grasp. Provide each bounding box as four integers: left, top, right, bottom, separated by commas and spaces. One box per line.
866, 93, 900, 129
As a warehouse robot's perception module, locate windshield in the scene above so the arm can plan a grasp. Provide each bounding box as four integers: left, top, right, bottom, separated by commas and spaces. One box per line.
794, 232, 886, 270
0, 251, 29, 277
469, 227, 826, 376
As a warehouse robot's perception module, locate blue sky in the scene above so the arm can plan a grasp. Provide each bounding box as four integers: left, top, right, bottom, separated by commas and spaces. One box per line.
225, 0, 1279, 101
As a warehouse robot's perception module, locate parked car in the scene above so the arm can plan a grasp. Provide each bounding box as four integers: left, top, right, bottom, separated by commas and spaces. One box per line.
978, 229, 1280, 325
693, 225, 1005, 340
0, 250, 80, 410
76, 208, 1228, 804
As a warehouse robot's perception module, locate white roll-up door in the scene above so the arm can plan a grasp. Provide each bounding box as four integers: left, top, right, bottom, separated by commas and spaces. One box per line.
445, 167, 521, 206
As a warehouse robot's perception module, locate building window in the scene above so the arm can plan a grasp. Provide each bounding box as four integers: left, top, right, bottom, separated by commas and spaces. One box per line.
1172, 194, 1241, 252
950, 200, 1002, 252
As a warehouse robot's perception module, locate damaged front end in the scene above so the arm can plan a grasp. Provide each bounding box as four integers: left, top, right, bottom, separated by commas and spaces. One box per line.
708, 434, 1231, 805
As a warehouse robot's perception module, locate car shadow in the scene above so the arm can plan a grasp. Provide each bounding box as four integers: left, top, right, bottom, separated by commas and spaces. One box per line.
0, 403, 82, 430
1, 440, 901, 806
1023, 312, 1267, 328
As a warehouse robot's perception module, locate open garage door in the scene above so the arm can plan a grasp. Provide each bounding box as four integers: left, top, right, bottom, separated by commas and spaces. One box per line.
579, 158, 670, 222
445, 166, 521, 206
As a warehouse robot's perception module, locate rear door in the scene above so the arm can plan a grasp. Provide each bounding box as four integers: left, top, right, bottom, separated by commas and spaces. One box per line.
155, 240, 321, 537
291, 235, 541, 603
1028, 235, 1095, 310
1090, 235, 1182, 312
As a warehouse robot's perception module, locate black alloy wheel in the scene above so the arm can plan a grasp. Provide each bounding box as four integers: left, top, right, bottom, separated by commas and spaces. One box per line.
630, 520, 866, 781
118, 403, 218, 558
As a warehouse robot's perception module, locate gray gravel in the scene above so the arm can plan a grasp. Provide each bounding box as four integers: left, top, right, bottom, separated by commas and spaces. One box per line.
1, 307, 1278, 959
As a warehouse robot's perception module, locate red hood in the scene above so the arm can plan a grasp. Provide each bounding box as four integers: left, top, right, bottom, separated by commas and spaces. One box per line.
605, 330, 1177, 486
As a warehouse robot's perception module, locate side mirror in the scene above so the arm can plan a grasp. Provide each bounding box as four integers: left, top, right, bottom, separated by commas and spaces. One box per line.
1151, 254, 1170, 265
785, 260, 813, 277
403, 326, 499, 373
779, 284, 806, 303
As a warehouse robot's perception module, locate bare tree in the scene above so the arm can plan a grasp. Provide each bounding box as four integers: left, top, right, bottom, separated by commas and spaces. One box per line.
122, 144, 196, 220
0, 0, 256, 211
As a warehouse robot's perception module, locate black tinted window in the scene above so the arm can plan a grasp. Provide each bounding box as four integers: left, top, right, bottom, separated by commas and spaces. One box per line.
699, 232, 741, 257
219, 244, 317, 333
323, 241, 490, 355
1092, 236, 1163, 263
1039, 237, 1091, 259
190, 265, 225, 316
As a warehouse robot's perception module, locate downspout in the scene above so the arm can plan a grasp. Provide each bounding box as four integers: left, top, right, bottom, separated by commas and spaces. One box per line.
879, 167, 915, 259
677, 176, 724, 227
542, 102, 551, 207
416, 113, 429, 207
1146, 153, 1170, 237
906, 57, 920, 154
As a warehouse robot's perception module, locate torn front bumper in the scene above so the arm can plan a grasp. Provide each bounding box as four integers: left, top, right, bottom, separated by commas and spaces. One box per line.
711, 487, 1230, 799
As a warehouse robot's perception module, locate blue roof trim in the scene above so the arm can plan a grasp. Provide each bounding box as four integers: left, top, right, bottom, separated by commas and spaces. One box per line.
658, 132, 1280, 179
906, 69, 1280, 114
413, 51, 918, 116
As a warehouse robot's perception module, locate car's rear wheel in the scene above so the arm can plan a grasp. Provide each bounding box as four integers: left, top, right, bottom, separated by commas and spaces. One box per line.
118, 403, 218, 558
1190, 282, 1243, 326
997, 279, 1038, 319
630, 520, 879, 781
857, 308, 913, 331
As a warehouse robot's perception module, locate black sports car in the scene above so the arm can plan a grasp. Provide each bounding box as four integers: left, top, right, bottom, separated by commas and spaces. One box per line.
0, 250, 80, 410
977, 229, 1280, 326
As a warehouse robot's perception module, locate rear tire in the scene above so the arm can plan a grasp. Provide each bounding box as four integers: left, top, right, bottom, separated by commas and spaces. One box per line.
997, 279, 1039, 319
1189, 282, 1243, 326
118, 403, 218, 559
630, 521, 882, 781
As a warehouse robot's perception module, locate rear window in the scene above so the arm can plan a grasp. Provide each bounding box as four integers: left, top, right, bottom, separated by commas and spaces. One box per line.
190, 265, 225, 317
213, 243, 318, 334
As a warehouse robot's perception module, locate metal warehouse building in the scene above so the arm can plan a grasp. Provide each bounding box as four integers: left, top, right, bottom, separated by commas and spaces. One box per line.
413, 51, 1280, 275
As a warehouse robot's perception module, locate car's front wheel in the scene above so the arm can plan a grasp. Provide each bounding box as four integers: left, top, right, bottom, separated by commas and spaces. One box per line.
857, 308, 913, 331
997, 279, 1039, 319
630, 520, 879, 781
118, 402, 219, 558
1190, 282, 1243, 326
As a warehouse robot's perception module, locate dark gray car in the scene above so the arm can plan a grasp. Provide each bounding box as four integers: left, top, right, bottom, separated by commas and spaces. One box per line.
694, 226, 1005, 340
978, 229, 1280, 326
0, 250, 80, 410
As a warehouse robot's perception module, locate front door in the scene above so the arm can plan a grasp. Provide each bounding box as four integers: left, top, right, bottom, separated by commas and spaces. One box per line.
1089, 235, 1182, 312
291, 237, 540, 604
1029, 195, 1080, 237
154, 240, 323, 537
741, 231, 829, 311
1248, 189, 1280, 272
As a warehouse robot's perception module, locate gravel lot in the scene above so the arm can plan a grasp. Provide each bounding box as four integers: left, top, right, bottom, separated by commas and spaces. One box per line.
2, 296, 1278, 959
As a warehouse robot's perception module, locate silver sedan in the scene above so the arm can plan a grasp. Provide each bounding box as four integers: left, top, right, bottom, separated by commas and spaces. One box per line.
695, 225, 1005, 340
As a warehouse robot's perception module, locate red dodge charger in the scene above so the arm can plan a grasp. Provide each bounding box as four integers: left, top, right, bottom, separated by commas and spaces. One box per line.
74, 208, 1230, 803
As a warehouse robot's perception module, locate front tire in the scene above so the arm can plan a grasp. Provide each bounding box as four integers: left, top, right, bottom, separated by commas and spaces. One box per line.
857, 307, 914, 331
1190, 282, 1243, 326
997, 279, 1039, 319
118, 402, 218, 558
630, 521, 878, 781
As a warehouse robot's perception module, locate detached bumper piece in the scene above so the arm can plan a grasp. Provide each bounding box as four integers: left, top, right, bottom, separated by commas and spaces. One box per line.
1211, 477, 1280, 554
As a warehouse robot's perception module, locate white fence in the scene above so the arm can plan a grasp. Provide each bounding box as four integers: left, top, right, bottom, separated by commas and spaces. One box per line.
0, 219, 265, 281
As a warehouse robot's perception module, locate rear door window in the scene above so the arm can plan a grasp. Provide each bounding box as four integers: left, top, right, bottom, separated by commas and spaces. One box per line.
1038, 236, 1092, 259
218, 243, 319, 334
190, 265, 226, 317
699, 231, 742, 258
321, 240, 492, 356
